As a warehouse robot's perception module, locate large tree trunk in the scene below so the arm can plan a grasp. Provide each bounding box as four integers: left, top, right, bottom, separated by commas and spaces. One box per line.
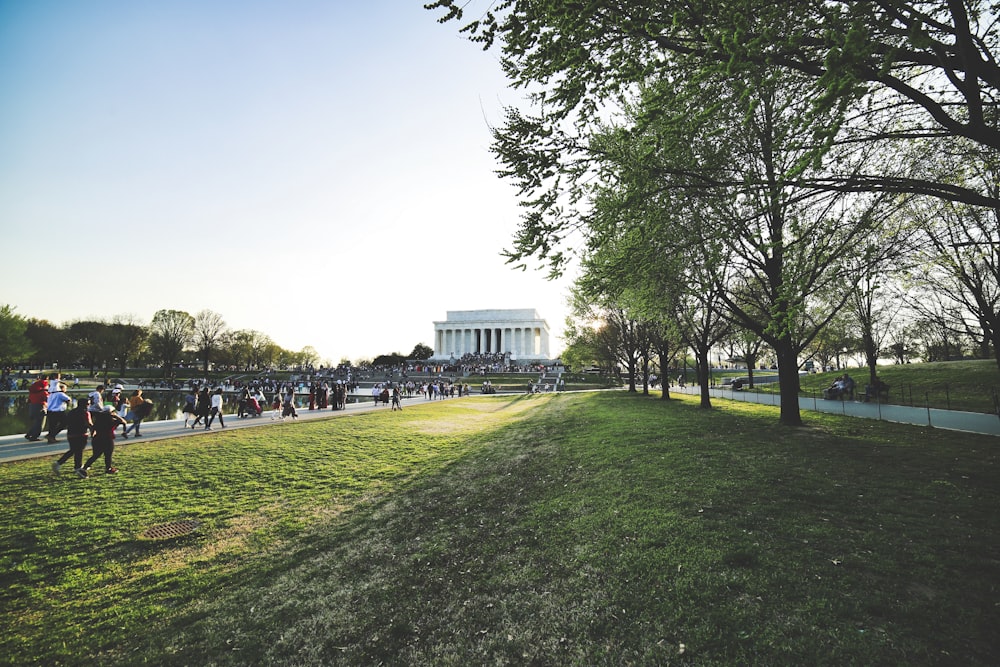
658, 350, 672, 400
774, 339, 803, 426
862, 332, 879, 386
626, 354, 638, 392
641, 354, 650, 396
985, 318, 1000, 371
695, 347, 712, 409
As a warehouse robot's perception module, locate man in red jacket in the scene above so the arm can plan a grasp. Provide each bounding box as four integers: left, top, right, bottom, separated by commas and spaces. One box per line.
25, 375, 49, 441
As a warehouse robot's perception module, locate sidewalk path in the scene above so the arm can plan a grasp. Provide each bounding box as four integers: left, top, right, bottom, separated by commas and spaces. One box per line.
0, 395, 430, 464
672, 385, 1000, 436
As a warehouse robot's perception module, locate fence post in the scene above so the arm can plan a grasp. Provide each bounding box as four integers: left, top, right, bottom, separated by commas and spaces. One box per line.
926, 392, 933, 428
945, 383, 950, 411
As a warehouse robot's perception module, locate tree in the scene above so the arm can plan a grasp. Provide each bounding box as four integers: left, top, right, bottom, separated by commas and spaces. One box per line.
299, 346, 320, 369
916, 196, 1000, 368
429, 0, 1000, 208
63, 320, 106, 374
228, 330, 254, 372
905, 290, 972, 361
409, 343, 434, 360
192, 310, 228, 373
372, 353, 407, 368
261, 341, 283, 369
0, 305, 33, 364
433, 0, 941, 423
573, 187, 690, 400
887, 318, 920, 365
580, 69, 901, 423
105, 314, 148, 376
646, 318, 683, 400
149, 310, 194, 375
723, 329, 766, 388
229, 329, 272, 371
25, 319, 69, 370
560, 319, 613, 373
568, 285, 646, 392
847, 273, 906, 385
803, 308, 856, 373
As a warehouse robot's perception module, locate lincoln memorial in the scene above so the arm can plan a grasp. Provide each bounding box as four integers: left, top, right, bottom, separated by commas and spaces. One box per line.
431, 309, 551, 361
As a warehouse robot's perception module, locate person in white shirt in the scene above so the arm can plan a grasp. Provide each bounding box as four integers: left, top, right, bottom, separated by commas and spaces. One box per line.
205, 387, 226, 430
45, 384, 73, 443
88, 385, 105, 412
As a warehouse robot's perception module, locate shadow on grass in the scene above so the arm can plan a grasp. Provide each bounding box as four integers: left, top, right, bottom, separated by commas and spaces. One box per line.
15, 392, 1000, 666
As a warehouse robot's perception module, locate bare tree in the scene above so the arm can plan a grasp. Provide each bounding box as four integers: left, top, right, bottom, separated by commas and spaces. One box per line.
192, 310, 228, 373
917, 197, 1000, 368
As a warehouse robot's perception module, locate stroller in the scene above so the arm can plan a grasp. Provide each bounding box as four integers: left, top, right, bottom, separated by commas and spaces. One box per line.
238, 395, 263, 418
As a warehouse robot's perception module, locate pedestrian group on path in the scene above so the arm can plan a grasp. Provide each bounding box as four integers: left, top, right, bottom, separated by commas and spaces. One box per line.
26, 373, 204, 480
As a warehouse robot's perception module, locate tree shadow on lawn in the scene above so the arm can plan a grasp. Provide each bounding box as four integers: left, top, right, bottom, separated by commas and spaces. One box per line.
120, 393, 1000, 666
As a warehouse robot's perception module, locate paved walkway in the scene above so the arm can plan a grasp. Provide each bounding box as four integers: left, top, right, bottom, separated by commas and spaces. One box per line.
6, 386, 996, 465
0, 394, 432, 464
672, 384, 1000, 436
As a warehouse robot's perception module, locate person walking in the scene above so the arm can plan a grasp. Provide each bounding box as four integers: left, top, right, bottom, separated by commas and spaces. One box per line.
391, 385, 403, 411
52, 396, 94, 477
182, 389, 196, 428
191, 387, 210, 428
205, 387, 226, 430
110, 384, 125, 412
82, 406, 126, 476
47, 372, 62, 394
45, 383, 73, 443
24, 375, 49, 442
110, 384, 127, 436
281, 389, 298, 420
122, 390, 147, 438
88, 385, 105, 413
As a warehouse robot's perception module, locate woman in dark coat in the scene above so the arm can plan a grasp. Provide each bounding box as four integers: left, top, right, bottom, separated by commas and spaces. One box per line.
191, 387, 211, 428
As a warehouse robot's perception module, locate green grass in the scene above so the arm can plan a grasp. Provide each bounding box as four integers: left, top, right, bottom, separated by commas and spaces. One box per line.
1, 392, 998, 665
726, 359, 1000, 414
798, 359, 1000, 413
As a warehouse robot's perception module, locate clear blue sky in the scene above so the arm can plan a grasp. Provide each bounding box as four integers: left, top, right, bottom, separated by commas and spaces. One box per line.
0, 0, 570, 363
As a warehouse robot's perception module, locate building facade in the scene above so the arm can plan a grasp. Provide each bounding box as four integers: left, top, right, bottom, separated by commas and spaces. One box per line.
431, 309, 551, 361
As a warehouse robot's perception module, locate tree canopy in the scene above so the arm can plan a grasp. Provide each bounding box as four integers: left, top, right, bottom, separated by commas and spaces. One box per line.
429, 0, 999, 424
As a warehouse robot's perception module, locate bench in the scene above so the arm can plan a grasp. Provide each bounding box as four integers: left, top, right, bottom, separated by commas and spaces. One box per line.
862, 383, 890, 402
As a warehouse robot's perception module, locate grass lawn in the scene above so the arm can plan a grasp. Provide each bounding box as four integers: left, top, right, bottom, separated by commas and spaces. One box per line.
1, 392, 998, 665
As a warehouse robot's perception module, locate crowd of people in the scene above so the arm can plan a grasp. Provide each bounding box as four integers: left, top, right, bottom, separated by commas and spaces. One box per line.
28, 374, 134, 478
11, 362, 562, 481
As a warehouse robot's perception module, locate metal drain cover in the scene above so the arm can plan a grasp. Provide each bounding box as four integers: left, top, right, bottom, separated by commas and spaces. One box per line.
140, 519, 201, 540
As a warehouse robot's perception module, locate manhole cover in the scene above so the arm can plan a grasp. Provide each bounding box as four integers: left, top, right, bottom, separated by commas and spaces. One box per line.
140, 519, 201, 540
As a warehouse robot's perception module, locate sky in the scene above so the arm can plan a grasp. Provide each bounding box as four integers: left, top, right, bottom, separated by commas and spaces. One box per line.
0, 0, 572, 364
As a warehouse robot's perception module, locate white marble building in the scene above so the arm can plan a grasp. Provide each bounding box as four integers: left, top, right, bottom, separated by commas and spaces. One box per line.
431, 309, 551, 361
